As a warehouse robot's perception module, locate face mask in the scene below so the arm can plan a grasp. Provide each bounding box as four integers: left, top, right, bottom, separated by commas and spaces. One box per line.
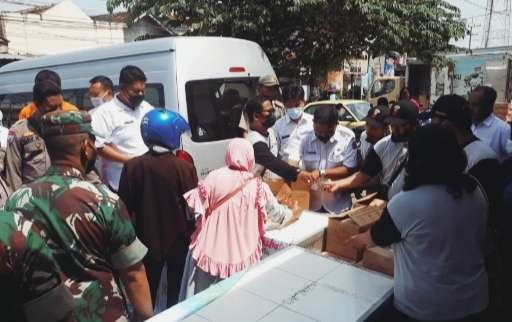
128, 94, 144, 107
262, 114, 277, 128
90, 93, 107, 108
287, 107, 303, 120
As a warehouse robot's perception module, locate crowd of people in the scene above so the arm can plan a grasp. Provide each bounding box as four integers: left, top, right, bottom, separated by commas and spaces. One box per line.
0, 64, 510, 322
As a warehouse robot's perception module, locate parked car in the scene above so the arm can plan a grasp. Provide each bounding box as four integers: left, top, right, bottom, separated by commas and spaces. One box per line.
304, 99, 371, 139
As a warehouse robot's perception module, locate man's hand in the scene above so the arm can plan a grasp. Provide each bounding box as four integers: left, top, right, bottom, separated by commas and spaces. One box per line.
297, 170, 315, 185
322, 178, 348, 193
311, 170, 321, 182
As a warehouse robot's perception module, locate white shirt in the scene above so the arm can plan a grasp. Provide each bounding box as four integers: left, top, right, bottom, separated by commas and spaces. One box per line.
91, 95, 153, 190
359, 131, 373, 161
389, 185, 488, 321
0, 125, 8, 149
371, 135, 408, 200
273, 113, 313, 162
472, 114, 511, 161
464, 139, 498, 171
246, 128, 280, 180
300, 126, 357, 213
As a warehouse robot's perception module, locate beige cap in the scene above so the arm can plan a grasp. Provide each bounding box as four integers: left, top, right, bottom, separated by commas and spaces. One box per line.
259, 74, 279, 87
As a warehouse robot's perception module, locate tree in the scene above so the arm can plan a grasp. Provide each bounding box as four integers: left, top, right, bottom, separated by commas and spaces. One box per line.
107, 0, 465, 79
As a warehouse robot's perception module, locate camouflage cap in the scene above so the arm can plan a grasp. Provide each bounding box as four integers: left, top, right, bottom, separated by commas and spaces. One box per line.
40, 110, 95, 138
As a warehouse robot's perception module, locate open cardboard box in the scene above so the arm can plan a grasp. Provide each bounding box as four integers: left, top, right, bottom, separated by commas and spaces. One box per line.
325, 199, 384, 262
264, 178, 311, 209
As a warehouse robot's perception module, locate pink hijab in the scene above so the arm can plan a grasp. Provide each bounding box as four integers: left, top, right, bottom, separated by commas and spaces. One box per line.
184, 138, 267, 278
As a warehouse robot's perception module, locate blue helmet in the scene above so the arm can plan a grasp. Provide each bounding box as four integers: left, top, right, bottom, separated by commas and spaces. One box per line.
141, 108, 190, 150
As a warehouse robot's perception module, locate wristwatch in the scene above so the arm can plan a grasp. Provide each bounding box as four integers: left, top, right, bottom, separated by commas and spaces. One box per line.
319, 169, 326, 178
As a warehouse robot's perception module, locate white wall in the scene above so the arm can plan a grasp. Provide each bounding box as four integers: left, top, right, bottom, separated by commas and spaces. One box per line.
2, 0, 125, 56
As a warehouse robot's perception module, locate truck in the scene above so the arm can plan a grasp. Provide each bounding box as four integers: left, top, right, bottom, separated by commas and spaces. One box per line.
367, 46, 512, 118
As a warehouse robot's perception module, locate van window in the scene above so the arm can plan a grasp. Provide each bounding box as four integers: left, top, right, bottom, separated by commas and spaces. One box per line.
65, 83, 165, 111
0, 92, 31, 127
371, 79, 396, 98
186, 78, 258, 142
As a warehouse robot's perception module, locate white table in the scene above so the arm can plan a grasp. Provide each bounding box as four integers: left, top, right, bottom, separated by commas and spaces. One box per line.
263, 211, 329, 255
149, 246, 394, 322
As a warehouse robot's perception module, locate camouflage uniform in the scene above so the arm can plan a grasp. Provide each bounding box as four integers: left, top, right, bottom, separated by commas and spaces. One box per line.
5, 118, 51, 191
0, 210, 74, 322
3, 111, 148, 322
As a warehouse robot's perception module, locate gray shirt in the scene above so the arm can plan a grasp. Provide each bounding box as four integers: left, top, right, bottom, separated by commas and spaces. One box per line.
388, 185, 488, 321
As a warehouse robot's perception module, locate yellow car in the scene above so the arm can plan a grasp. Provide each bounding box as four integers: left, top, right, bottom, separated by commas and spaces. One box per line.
304, 99, 371, 138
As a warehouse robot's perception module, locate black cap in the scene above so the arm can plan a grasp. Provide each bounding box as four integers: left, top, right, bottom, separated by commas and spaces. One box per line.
364, 105, 390, 126
385, 100, 419, 125
431, 95, 472, 130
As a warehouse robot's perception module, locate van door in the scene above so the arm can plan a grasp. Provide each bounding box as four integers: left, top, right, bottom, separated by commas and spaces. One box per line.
181, 77, 258, 178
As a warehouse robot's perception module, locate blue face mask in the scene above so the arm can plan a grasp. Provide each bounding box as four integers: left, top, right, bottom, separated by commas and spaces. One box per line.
287, 107, 303, 120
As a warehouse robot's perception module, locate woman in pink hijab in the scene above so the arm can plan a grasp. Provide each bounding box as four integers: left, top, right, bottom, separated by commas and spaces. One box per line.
179, 138, 294, 300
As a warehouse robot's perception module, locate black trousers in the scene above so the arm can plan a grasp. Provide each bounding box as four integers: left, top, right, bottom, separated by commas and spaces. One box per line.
144, 236, 189, 308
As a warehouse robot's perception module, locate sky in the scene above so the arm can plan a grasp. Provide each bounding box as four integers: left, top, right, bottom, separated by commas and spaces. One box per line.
0, 0, 508, 48
0, 0, 114, 16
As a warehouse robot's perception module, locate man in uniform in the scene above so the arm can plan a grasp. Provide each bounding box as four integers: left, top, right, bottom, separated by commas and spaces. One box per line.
326, 100, 418, 202
300, 105, 358, 213
91, 65, 154, 192
0, 210, 74, 322
273, 84, 313, 165
18, 69, 78, 120
5, 80, 60, 191
4, 111, 153, 322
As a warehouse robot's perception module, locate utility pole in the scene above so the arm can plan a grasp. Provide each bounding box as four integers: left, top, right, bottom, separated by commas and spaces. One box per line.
469, 25, 474, 51
484, 0, 494, 48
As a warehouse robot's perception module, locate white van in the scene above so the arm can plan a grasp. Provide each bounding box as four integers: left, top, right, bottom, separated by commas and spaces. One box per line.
0, 37, 276, 178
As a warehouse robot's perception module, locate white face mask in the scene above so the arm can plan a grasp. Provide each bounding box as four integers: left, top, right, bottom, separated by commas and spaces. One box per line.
90, 93, 107, 108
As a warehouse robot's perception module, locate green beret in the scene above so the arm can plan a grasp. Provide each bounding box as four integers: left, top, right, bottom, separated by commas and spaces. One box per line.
40, 111, 95, 137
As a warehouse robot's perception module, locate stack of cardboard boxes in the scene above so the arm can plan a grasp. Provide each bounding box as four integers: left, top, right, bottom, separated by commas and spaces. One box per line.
325, 203, 394, 276
264, 179, 394, 277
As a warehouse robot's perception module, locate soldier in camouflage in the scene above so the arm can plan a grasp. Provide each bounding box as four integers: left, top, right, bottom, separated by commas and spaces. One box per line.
0, 209, 75, 322
3, 110, 153, 322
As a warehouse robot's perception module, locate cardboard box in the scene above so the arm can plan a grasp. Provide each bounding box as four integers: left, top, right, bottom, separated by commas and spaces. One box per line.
325, 218, 366, 261
265, 179, 284, 195
325, 206, 383, 261
347, 206, 383, 230
362, 247, 394, 276
290, 190, 310, 214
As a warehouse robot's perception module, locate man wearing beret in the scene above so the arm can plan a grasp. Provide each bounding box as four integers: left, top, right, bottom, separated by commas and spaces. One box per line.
3, 111, 153, 322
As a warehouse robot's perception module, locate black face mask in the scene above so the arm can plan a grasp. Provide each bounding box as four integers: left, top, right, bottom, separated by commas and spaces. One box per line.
262, 114, 277, 129
128, 94, 144, 107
